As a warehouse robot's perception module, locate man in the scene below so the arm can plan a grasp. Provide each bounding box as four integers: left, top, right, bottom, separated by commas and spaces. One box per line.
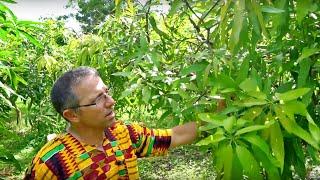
25, 67, 197, 179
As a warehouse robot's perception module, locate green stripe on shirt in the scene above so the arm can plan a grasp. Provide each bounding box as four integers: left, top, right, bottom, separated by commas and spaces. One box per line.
41, 144, 65, 162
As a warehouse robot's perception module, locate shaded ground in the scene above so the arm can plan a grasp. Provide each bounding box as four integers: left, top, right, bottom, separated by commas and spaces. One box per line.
138, 145, 216, 180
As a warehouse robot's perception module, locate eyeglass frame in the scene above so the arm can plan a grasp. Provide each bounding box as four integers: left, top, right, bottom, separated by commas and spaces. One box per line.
65, 90, 112, 110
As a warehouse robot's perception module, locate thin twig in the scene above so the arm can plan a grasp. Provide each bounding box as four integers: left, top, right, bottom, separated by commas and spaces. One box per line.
194, 90, 208, 104
200, 0, 221, 23
183, 0, 201, 20
188, 15, 201, 33
145, 0, 152, 43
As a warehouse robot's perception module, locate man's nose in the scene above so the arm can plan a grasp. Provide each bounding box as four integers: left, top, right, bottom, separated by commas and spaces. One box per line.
104, 95, 115, 108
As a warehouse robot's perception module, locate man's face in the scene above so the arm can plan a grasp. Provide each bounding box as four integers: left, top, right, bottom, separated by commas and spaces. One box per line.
73, 75, 116, 128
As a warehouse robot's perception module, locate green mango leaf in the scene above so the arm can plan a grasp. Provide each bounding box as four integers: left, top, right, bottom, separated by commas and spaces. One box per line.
216, 74, 237, 89
142, 86, 151, 104
261, 6, 285, 13
17, 20, 42, 26
179, 62, 208, 76
18, 30, 43, 48
196, 129, 226, 146
177, 89, 189, 99
251, 146, 281, 180
10, 69, 18, 89
270, 121, 284, 172
239, 78, 260, 92
199, 123, 219, 131
236, 145, 263, 180
200, 19, 215, 29
242, 134, 270, 158
279, 101, 320, 143
235, 125, 267, 136
203, 64, 211, 87
229, 152, 243, 179
229, 0, 245, 53
280, 100, 307, 117
247, 0, 261, 37
170, 99, 181, 114
159, 110, 171, 121
307, 145, 320, 163
114, 0, 123, 17
247, 91, 267, 100
275, 88, 310, 102
0, 149, 21, 171
280, 100, 320, 142
217, 144, 234, 180
263, 77, 272, 95
185, 82, 197, 91
15, 73, 27, 86
234, 97, 267, 107
235, 118, 250, 129
198, 113, 227, 123
297, 47, 320, 63
0, 2, 16, 20
0, 81, 16, 97
198, 114, 226, 131
296, 0, 318, 24
292, 139, 306, 178
298, 59, 311, 88
111, 72, 132, 77
301, 88, 313, 106
308, 122, 320, 144
276, 82, 294, 93
220, 88, 236, 94
0, 94, 14, 108
219, 106, 239, 115
268, 0, 292, 38
241, 106, 263, 121
0, 50, 14, 58
275, 106, 319, 149
223, 116, 235, 133
251, 0, 269, 39
168, 0, 184, 17
236, 57, 250, 85
219, 0, 232, 45
0, 28, 8, 41
119, 83, 139, 99
149, 16, 170, 40
150, 51, 161, 67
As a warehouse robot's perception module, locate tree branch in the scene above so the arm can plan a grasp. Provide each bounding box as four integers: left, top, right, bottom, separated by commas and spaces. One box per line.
194, 90, 208, 104
200, 0, 220, 23
145, 0, 152, 43
183, 0, 201, 20
184, 0, 214, 48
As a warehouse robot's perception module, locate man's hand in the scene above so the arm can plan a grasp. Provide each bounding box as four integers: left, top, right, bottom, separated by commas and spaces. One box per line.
170, 122, 197, 149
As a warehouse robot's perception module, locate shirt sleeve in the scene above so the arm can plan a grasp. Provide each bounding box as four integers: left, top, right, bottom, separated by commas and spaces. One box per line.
125, 123, 172, 158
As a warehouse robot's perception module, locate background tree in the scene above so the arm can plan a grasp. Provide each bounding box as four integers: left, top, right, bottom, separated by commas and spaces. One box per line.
66, 0, 115, 33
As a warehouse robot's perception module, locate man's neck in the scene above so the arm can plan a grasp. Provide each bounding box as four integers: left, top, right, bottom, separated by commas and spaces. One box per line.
67, 125, 105, 146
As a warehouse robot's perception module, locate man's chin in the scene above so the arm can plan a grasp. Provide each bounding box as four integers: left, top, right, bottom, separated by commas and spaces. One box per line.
105, 111, 115, 119
105, 117, 116, 127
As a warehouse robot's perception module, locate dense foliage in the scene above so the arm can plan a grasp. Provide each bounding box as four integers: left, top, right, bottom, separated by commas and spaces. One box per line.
0, 0, 319, 179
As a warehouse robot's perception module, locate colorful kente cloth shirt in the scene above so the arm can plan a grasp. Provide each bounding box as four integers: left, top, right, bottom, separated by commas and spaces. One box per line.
24, 121, 172, 180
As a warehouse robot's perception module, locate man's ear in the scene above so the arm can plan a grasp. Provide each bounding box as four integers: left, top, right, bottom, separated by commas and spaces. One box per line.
63, 109, 79, 122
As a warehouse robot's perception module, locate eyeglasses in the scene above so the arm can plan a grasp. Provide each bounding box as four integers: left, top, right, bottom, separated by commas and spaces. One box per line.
67, 92, 110, 109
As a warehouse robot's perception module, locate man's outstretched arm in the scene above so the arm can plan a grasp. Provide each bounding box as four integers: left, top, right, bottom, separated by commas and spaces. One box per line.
169, 122, 197, 149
